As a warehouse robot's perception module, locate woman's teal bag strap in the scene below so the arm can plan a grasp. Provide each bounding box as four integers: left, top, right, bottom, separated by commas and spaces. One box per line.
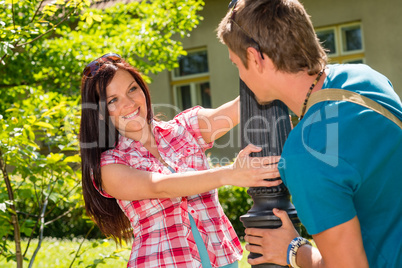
305, 88, 402, 130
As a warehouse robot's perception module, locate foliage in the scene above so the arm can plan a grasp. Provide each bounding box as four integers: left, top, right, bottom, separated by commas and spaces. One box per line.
0, 238, 253, 267
0, 238, 255, 267
0, 88, 83, 265
0, 0, 204, 102
0, 238, 255, 268
218, 185, 253, 238
0, 238, 131, 268
218, 186, 312, 239
0, 0, 91, 63
0, 0, 205, 267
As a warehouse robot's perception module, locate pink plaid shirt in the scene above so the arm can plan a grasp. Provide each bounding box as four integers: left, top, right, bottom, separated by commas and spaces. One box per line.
98, 106, 242, 268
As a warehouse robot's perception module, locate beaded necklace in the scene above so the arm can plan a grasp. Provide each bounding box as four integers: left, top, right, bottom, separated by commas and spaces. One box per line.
299, 69, 324, 120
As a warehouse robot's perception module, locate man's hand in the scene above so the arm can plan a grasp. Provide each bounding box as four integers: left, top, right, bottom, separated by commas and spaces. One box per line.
244, 208, 299, 266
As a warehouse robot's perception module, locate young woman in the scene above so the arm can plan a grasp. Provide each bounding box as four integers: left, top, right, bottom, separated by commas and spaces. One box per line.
79, 53, 281, 268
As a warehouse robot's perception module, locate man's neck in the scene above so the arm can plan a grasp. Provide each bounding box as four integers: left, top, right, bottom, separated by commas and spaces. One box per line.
277, 70, 327, 118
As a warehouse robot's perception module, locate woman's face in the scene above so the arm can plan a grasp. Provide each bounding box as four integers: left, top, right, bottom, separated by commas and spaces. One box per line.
104, 69, 148, 138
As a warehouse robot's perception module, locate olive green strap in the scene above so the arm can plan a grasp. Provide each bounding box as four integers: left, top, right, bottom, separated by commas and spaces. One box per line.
306, 88, 402, 130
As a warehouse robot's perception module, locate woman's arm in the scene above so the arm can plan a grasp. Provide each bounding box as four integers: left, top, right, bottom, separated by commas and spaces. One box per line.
197, 96, 239, 143
102, 144, 281, 201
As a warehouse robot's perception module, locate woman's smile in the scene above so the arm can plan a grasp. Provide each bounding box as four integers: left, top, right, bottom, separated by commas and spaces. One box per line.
123, 107, 140, 120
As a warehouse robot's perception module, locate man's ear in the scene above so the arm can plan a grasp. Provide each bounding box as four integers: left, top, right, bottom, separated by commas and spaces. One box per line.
246, 47, 264, 73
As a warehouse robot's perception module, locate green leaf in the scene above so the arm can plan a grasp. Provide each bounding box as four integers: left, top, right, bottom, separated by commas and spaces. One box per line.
5, 107, 19, 113
46, 153, 64, 163
21, 226, 33, 236
86, 16, 93, 25
92, 15, 102, 22
64, 154, 81, 163
34, 121, 54, 129
27, 115, 37, 124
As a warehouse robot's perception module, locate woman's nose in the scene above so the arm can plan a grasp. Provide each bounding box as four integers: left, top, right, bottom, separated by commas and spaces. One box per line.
121, 95, 135, 109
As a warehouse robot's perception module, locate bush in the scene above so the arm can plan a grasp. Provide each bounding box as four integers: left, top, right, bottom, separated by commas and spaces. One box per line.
218, 185, 253, 238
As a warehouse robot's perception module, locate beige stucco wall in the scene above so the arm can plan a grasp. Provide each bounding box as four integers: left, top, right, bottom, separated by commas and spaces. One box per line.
149, 0, 402, 161
302, 0, 402, 96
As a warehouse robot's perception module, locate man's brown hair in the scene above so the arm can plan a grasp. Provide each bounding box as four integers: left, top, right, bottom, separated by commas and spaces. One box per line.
217, 0, 327, 75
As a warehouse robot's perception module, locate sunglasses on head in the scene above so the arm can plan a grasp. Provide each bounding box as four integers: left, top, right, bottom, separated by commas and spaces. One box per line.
83, 53, 122, 77
228, 0, 265, 60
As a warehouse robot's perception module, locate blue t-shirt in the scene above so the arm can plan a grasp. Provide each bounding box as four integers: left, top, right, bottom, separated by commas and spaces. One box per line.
279, 64, 402, 267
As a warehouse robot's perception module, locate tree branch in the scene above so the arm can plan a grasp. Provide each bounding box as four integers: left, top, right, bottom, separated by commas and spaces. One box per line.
0, 149, 23, 268
69, 224, 95, 268
12, 0, 16, 32
28, 182, 51, 268
0, 0, 85, 64
44, 207, 74, 226
30, 0, 46, 24
16, 0, 85, 48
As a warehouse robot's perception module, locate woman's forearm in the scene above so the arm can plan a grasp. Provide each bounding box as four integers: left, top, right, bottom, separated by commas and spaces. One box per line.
151, 166, 233, 198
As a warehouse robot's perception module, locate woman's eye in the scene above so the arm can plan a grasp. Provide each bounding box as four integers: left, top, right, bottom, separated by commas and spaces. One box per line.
129, 86, 137, 93
108, 98, 117, 105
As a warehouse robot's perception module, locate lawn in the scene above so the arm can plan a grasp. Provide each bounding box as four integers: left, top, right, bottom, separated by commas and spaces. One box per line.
0, 238, 251, 267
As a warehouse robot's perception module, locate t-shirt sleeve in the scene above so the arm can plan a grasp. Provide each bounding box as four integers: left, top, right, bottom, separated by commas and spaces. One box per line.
280, 153, 360, 235
174, 106, 214, 151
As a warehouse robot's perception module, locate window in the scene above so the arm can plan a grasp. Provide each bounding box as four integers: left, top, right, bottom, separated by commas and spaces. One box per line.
316, 22, 364, 64
172, 48, 212, 110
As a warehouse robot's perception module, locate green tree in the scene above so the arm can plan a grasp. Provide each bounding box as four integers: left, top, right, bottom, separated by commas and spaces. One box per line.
0, 0, 204, 267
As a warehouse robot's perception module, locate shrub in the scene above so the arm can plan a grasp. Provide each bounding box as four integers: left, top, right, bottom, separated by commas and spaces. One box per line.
218, 185, 252, 238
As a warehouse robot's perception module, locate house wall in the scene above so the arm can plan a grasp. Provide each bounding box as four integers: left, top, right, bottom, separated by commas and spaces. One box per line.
149, 0, 402, 161
302, 0, 402, 96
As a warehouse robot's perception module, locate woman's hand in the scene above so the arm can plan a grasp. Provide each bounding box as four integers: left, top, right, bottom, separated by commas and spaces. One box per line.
227, 144, 282, 188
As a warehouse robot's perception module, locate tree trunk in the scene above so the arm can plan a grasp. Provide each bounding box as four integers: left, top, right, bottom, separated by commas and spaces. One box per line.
0, 149, 23, 268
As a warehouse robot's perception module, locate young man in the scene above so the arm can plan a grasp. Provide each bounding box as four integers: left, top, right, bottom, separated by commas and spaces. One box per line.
217, 0, 402, 267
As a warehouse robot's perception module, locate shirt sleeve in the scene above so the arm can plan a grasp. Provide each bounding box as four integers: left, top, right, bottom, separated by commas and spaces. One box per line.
93, 150, 130, 198
174, 106, 214, 151
280, 153, 360, 235
101, 149, 128, 167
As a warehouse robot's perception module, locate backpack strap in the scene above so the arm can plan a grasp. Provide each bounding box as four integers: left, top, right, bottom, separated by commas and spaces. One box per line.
305, 88, 402, 130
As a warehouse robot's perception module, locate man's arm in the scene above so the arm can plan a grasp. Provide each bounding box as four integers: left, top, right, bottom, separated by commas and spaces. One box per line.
245, 209, 369, 268
300, 215, 368, 268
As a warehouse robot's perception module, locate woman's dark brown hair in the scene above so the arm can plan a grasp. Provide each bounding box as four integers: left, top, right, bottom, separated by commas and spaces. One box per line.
80, 59, 153, 243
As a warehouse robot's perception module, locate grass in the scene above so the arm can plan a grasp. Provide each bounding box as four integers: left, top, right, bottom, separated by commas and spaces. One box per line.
1, 238, 252, 268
